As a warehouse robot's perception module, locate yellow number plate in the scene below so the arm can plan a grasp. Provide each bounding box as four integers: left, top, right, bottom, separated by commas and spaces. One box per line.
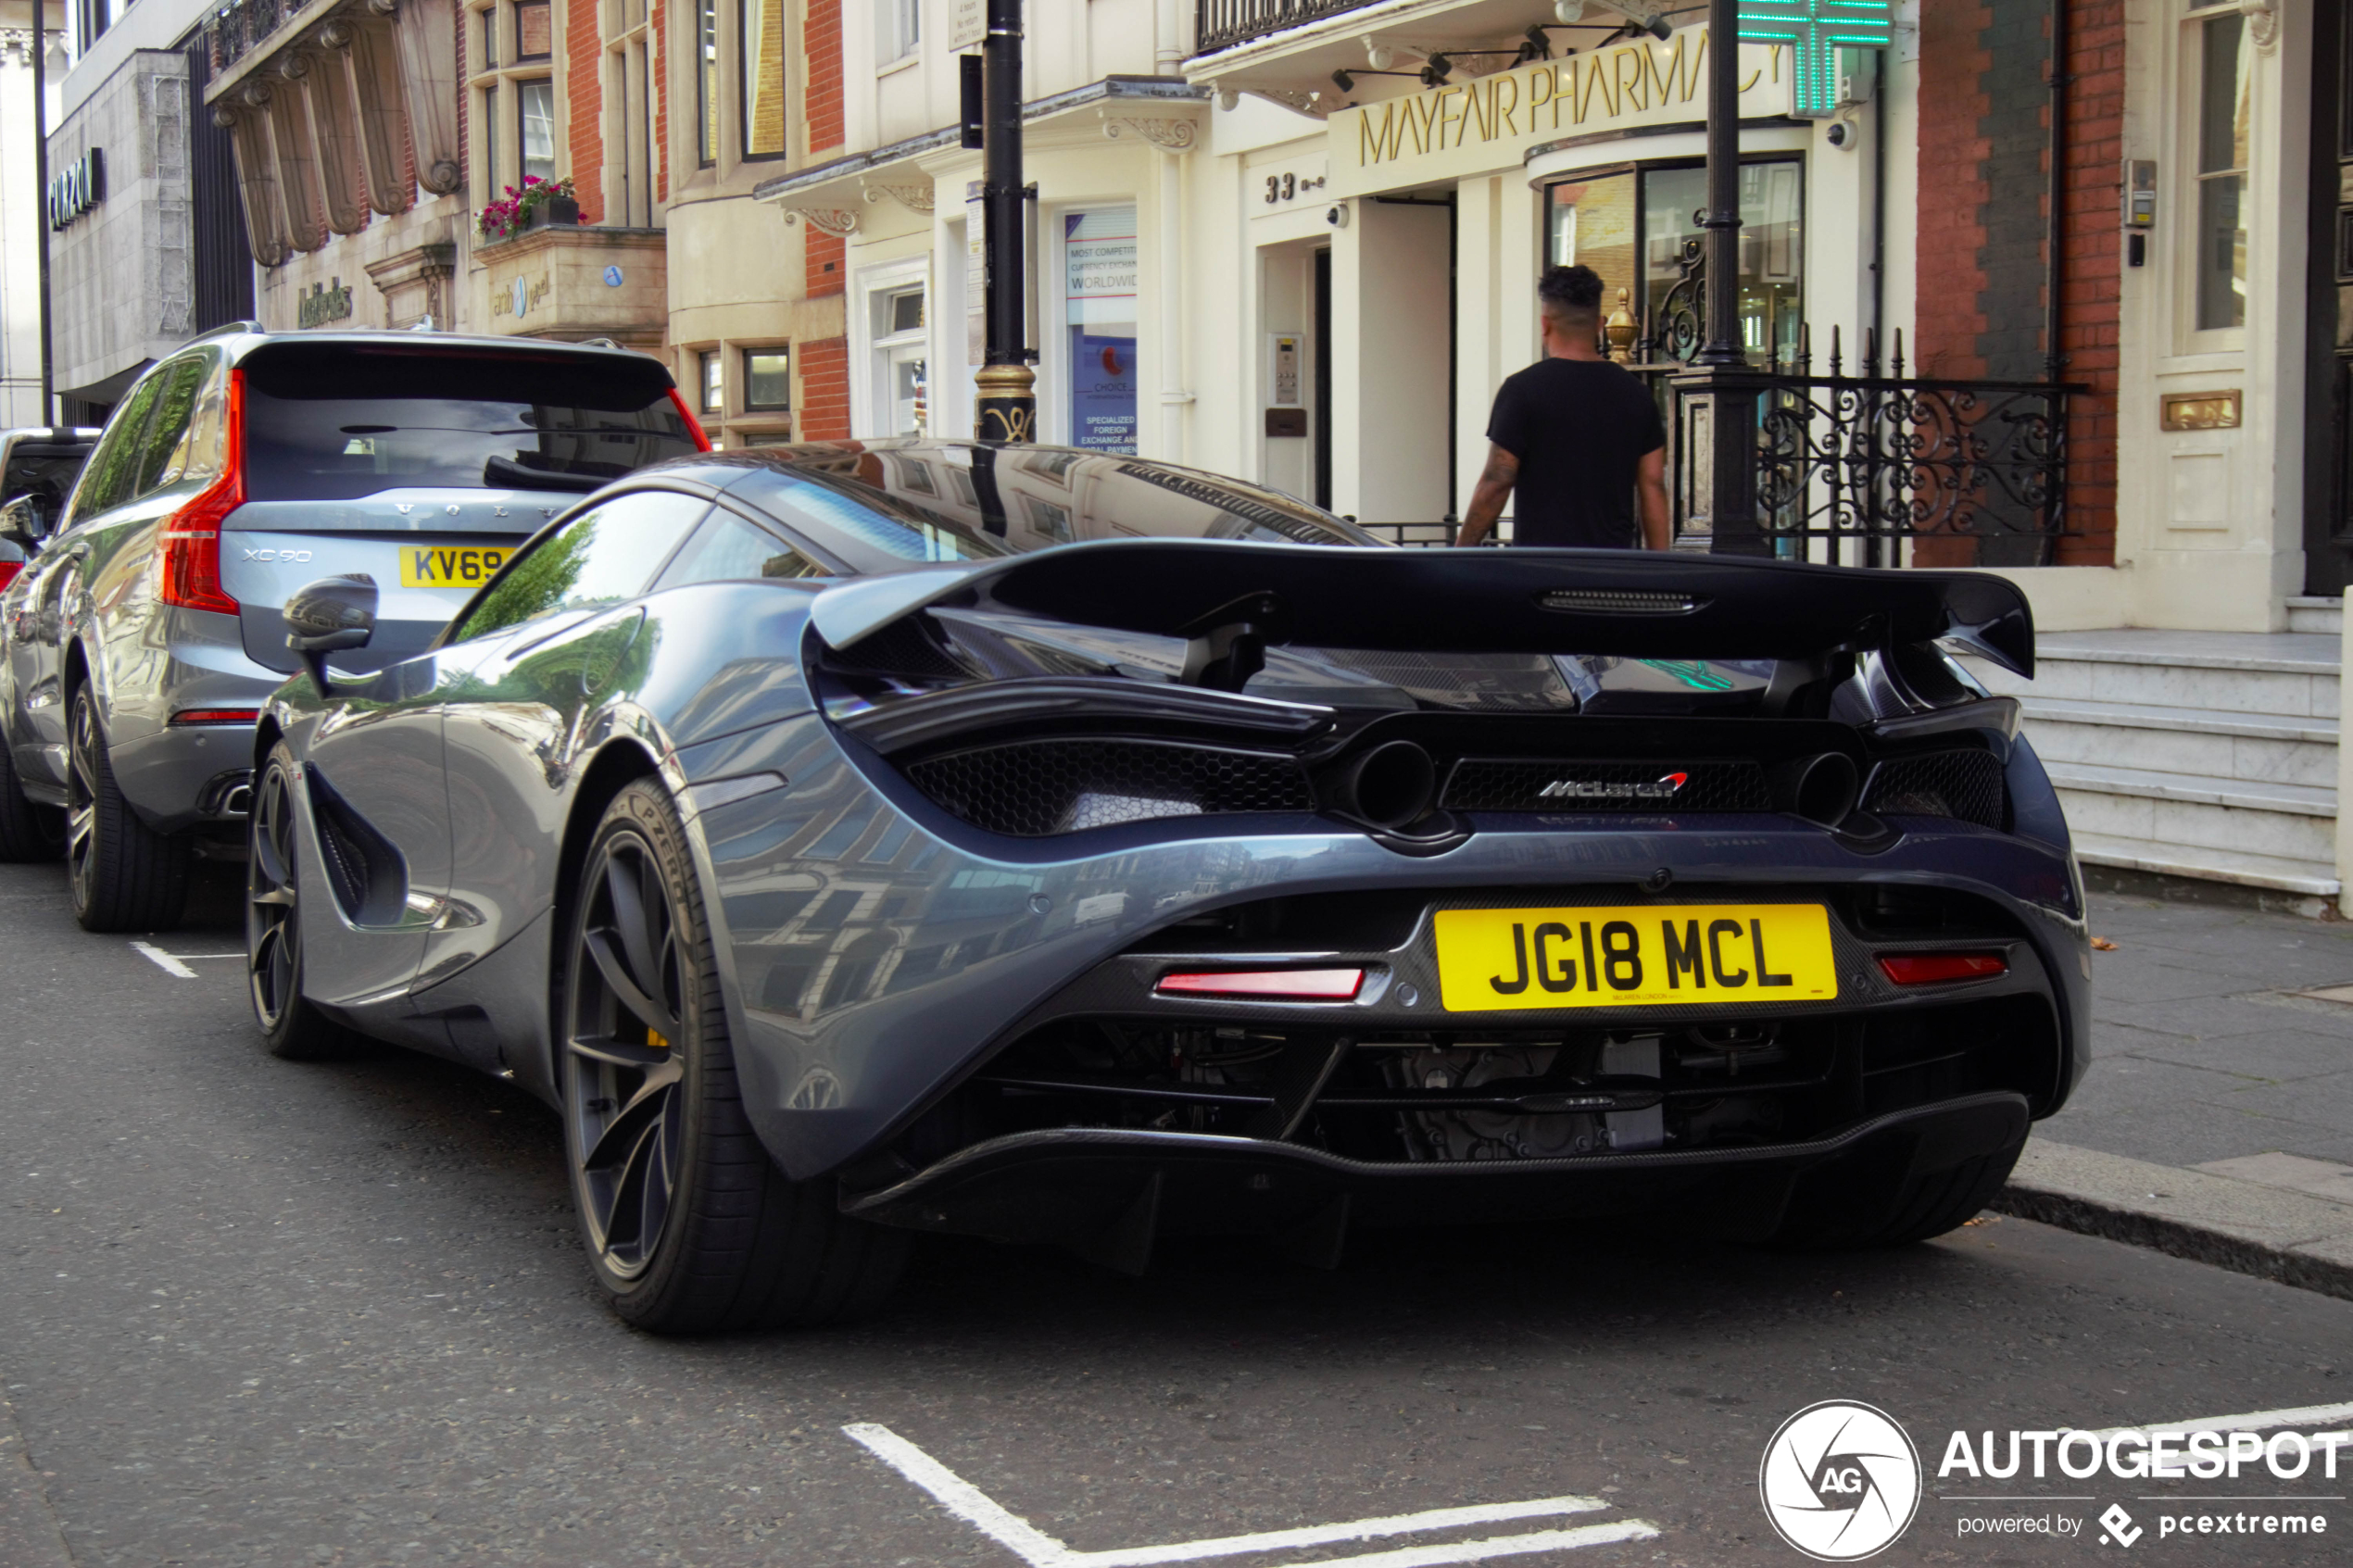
1432, 904, 1840, 1012
397, 545, 510, 589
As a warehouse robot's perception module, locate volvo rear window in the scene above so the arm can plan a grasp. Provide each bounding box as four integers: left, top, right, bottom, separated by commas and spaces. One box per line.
238, 343, 698, 503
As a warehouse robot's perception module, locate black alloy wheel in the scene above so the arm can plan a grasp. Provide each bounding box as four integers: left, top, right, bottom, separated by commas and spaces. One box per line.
246, 744, 350, 1060
561, 780, 908, 1333
0, 734, 64, 861
66, 685, 189, 932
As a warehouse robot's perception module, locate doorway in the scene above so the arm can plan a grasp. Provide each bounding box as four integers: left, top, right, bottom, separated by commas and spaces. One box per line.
2306, 0, 2351, 595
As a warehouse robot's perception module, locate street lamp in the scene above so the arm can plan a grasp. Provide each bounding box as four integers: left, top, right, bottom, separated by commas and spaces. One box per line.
975, 0, 1036, 444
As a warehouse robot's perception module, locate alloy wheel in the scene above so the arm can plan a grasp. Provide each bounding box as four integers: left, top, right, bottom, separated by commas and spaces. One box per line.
247, 762, 301, 1031
564, 830, 687, 1280
65, 693, 99, 912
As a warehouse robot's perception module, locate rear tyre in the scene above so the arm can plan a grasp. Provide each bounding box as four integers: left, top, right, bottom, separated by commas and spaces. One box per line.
1770, 1133, 2027, 1250
246, 744, 356, 1060
66, 686, 189, 932
0, 737, 64, 862
560, 780, 909, 1335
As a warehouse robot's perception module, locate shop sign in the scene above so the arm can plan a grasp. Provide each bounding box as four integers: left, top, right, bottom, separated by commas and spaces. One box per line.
1737, 0, 1894, 119
1253, 155, 1328, 216
296, 277, 355, 329
1065, 208, 1138, 456
493, 271, 553, 320
46, 148, 105, 231
1327, 27, 1787, 198
950, 0, 983, 49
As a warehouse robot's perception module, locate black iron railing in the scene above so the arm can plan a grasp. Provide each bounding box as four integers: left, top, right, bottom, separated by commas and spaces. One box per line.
206, 0, 295, 78
1750, 330, 2076, 569
1196, 0, 1380, 54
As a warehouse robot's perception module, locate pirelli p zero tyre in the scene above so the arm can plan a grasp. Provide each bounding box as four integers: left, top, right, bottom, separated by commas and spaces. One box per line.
1770, 1130, 2028, 1251
0, 734, 64, 862
560, 779, 910, 1335
245, 744, 356, 1061
66, 686, 189, 933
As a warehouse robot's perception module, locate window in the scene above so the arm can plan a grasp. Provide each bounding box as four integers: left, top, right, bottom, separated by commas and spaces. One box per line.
696, 0, 719, 168
743, 349, 791, 411
514, 0, 551, 59
602, 0, 657, 226
1063, 207, 1139, 454
1545, 159, 1806, 365
484, 84, 498, 192
133, 358, 212, 496
873, 285, 926, 436
70, 373, 164, 523
520, 79, 557, 185
699, 350, 724, 414
653, 509, 824, 590
454, 490, 711, 640
878, 0, 920, 65
2194, 9, 2251, 332
481, 6, 498, 68
741, 0, 786, 159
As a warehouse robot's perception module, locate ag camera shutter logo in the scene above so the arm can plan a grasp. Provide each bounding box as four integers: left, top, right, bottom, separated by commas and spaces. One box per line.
1759, 1400, 1922, 1561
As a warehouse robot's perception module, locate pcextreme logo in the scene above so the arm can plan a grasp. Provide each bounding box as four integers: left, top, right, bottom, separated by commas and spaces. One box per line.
1759, 1400, 1924, 1562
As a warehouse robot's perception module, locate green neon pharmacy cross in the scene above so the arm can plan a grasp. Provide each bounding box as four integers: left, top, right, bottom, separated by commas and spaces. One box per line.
1734, 0, 1894, 119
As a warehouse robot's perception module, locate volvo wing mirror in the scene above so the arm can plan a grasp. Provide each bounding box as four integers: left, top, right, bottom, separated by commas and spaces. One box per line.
284, 573, 378, 696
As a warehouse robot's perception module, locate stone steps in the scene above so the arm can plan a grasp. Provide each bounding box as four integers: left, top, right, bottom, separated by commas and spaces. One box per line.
2288, 596, 2344, 635
1970, 630, 2343, 899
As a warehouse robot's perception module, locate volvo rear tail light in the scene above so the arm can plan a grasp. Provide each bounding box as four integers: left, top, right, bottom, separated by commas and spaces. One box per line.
0, 563, 20, 593
668, 388, 714, 452
1154, 968, 1366, 1001
169, 708, 261, 726
157, 369, 245, 617
1877, 952, 2008, 985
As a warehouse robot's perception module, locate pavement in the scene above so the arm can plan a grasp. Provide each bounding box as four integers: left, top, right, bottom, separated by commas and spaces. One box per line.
7, 866, 2353, 1562
1997, 885, 2353, 1300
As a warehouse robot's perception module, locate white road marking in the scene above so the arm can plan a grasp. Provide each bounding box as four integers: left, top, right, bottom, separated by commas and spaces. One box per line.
129, 942, 197, 978
2086, 1399, 2353, 1440
127, 943, 241, 977
842, 1423, 1660, 1567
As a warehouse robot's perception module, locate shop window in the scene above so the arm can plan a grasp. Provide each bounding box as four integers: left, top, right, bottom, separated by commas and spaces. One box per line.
1546, 159, 1805, 366
878, 0, 920, 65
1063, 207, 1139, 454
873, 286, 927, 436
2194, 7, 2251, 332
741, 0, 787, 159
744, 349, 792, 411
699, 350, 724, 415
520, 79, 557, 185
514, 0, 550, 60
696, 0, 719, 169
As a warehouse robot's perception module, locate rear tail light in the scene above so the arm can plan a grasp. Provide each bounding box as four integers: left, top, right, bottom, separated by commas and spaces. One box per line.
157, 369, 245, 616
170, 709, 261, 726
1154, 968, 1365, 1001
0, 563, 19, 593
668, 388, 714, 452
1877, 952, 2008, 985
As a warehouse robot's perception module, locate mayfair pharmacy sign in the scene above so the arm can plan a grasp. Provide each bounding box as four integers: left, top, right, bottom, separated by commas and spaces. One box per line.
1327, 28, 1787, 197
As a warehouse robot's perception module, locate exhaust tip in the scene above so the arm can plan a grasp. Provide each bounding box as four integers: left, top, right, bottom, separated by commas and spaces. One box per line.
221, 784, 254, 817
1775, 752, 1858, 829
1336, 740, 1438, 831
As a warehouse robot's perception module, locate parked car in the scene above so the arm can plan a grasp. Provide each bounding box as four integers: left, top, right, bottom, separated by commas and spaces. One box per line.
0, 426, 103, 588
0, 326, 707, 931
246, 438, 2086, 1335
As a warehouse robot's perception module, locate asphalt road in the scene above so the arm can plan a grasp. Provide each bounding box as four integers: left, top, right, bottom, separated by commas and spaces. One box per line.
4, 859, 2351, 1568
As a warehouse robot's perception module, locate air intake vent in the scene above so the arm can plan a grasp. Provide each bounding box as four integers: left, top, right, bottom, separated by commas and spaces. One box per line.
1537, 587, 1710, 615
1863, 750, 2007, 829
906, 739, 1313, 836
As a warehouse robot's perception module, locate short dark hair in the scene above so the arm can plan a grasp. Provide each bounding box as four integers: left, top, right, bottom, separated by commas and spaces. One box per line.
1538, 263, 1605, 322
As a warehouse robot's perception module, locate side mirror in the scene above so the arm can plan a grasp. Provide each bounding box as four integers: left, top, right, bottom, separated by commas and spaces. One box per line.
0, 494, 51, 552
285, 573, 377, 696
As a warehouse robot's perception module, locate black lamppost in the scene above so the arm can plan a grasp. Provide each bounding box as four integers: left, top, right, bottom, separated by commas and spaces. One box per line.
31, 0, 55, 427
1672, 0, 1769, 554
975, 0, 1035, 444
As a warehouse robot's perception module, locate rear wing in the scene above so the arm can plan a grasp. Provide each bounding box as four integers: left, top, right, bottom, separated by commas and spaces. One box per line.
808, 539, 2034, 678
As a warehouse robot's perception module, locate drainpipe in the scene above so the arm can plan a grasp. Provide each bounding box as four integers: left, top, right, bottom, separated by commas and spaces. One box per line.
33, 0, 54, 425
1155, 0, 1180, 74
2045, 0, 2068, 382
1158, 150, 1188, 462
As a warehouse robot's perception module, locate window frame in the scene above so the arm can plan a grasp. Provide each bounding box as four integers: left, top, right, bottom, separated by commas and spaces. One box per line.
512, 0, 552, 62
741, 347, 792, 412
738, 0, 788, 162
695, 0, 720, 169
2186, 4, 2252, 341
468, 1, 561, 204
519, 76, 558, 187
876, 0, 921, 67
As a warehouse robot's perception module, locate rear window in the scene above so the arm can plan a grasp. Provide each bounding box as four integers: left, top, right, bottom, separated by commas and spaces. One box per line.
2, 445, 92, 515
238, 343, 698, 503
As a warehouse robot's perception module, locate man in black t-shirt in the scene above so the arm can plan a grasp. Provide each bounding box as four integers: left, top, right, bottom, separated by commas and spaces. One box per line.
1456, 264, 1668, 550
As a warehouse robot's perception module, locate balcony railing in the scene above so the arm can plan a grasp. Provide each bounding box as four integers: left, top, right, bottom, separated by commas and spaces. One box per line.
1196, 0, 1381, 55
208, 0, 299, 78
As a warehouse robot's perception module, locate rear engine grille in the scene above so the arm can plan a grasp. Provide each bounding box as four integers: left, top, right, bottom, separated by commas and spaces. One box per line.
1864, 750, 2006, 828
1442, 759, 1769, 812
905, 739, 1314, 836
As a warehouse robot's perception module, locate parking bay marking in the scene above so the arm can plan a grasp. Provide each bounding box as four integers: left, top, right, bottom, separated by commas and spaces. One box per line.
128, 942, 243, 979
843, 1423, 1660, 1566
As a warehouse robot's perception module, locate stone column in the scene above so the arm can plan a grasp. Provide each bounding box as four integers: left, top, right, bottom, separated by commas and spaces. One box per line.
344, 13, 417, 217
258, 76, 329, 254
376, 0, 461, 196
295, 42, 369, 236
216, 103, 292, 268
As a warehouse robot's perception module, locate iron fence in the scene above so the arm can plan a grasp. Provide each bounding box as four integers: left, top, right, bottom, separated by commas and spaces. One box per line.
206, 0, 294, 78
1196, 0, 1380, 54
